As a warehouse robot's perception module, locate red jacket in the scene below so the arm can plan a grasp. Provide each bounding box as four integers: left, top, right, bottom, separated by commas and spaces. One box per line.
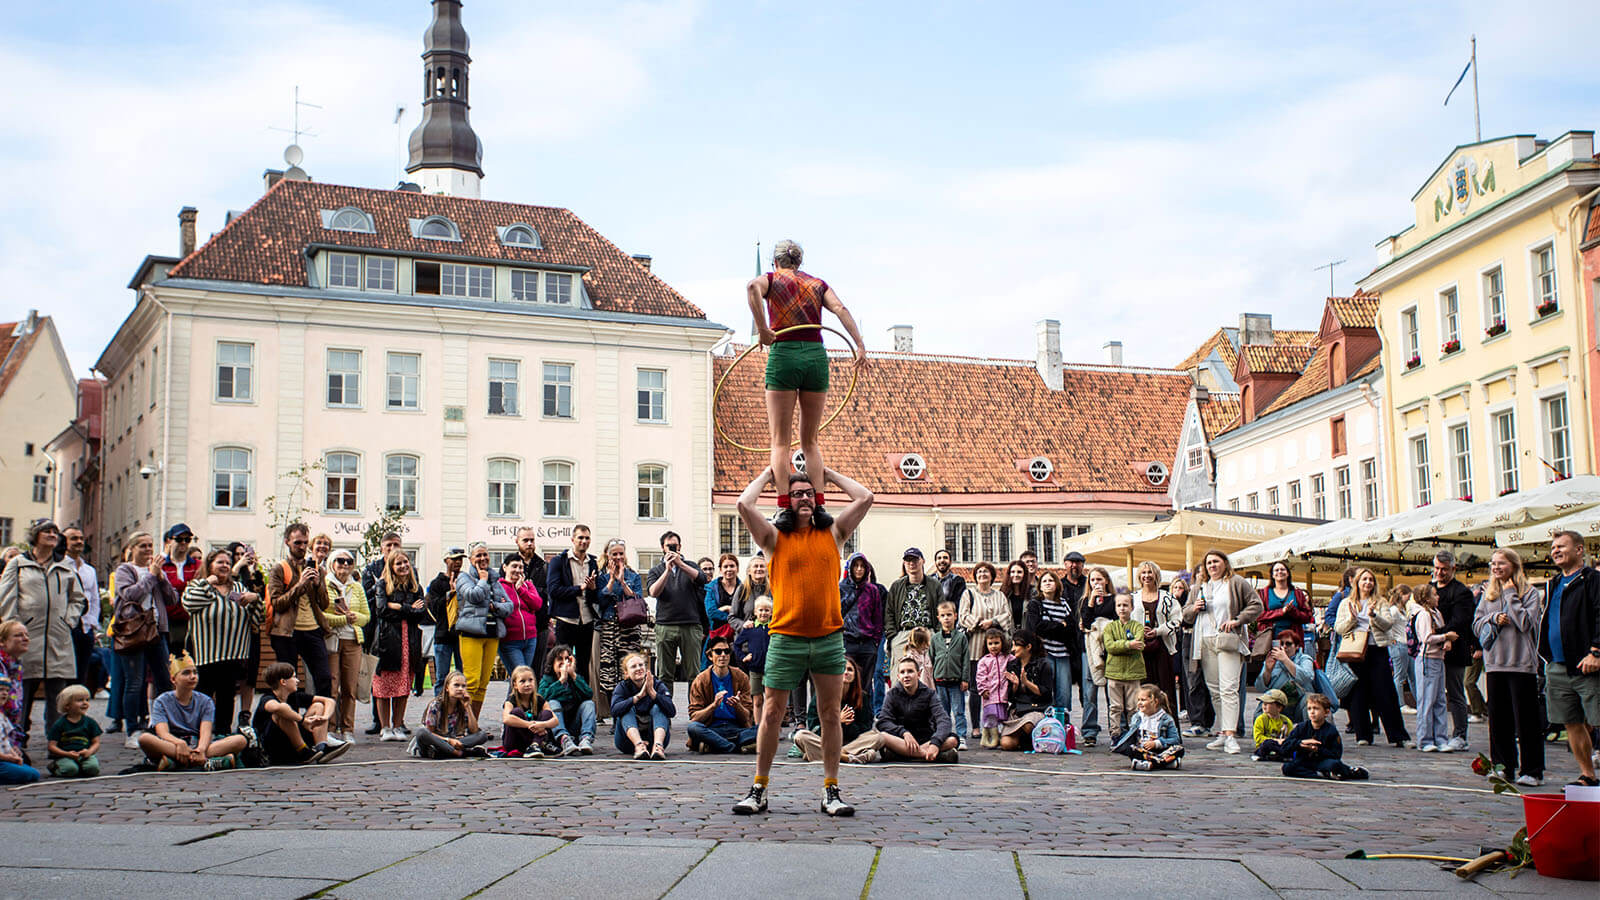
499, 578, 544, 642
159, 555, 202, 624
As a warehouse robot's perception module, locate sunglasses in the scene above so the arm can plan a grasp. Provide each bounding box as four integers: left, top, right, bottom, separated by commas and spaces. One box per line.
707, 647, 731, 655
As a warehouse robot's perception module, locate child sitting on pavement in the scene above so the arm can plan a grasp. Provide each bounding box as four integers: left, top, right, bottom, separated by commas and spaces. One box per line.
875, 657, 959, 763
146, 653, 253, 771
686, 635, 758, 754
1251, 689, 1294, 762
1281, 693, 1369, 781
47, 685, 102, 778
538, 644, 598, 755
412, 670, 492, 759
734, 597, 773, 719
250, 661, 348, 767
1101, 590, 1147, 742
930, 601, 970, 751
1111, 685, 1183, 770
501, 665, 571, 758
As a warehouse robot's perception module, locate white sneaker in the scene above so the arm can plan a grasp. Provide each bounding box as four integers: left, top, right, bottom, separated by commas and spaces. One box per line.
125, 731, 142, 750
1401, 705, 1417, 715
1223, 735, 1240, 755
1206, 735, 1227, 751
1514, 774, 1543, 787
1467, 714, 1485, 724
1444, 736, 1469, 753
381, 728, 403, 742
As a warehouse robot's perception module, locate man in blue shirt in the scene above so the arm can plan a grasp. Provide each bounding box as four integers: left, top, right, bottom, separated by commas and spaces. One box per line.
686, 635, 757, 754
1543, 531, 1600, 787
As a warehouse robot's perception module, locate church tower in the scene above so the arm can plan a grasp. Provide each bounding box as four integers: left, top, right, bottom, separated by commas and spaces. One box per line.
406, 0, 484, 198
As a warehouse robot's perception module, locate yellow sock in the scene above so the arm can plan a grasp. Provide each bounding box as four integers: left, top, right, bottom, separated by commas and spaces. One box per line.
823, 777, 838, 788
753, 775, 769, 788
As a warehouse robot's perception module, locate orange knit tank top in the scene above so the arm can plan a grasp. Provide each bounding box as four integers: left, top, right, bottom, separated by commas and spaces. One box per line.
768, 525, 843, 638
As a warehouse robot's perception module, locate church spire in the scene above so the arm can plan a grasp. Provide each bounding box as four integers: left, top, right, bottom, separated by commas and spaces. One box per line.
406, 0, 484, 197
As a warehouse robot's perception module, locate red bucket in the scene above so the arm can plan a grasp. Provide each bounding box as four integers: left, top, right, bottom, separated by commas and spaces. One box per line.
1521, 793, 1600, 881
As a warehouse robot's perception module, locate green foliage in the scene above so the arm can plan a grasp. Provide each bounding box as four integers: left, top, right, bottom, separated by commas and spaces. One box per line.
358, 506, 408, 565
262, 460, 325, 535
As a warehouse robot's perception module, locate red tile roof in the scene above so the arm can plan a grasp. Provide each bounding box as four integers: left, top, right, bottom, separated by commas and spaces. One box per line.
0, 319, 45, 404
1240, 344, 1317, 375
1586, 198, 1600, 245
1176, 328, 1237, 372
1199, 392, 1242, 438
712, 349, 1192, 497
1329, 294, 1381, 329
167, 180, 706, 320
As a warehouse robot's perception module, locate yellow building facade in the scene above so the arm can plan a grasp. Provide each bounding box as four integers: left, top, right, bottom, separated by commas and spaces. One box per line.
1359, 132, 1599, 511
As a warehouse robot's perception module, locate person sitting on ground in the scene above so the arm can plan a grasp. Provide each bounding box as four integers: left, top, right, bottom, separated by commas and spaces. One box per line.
144, 653, 251, 771
538, 644, 596, 755
1101, 590, 1147, 742
612, 651, 676, 760
1281, 693, 1368, 781
1111, 685, 1183, 770
875, 656, 958, 763
793, 657, 881, 763
975, 628, 1014, 749
1251, 689, 1294, 762
411, 670, 491, 759
687, 635, 758, 754
1254, 626, 1315, 723
501, 665, 567, 758
249, 661, 347, 767
734, 597, 773, 719
0, 712, 35, 784
46, 685, 101, 777
997, 630, 1055, 752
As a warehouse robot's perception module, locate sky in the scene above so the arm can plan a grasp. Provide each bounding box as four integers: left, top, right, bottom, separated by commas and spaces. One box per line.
4, 0, 1599, 376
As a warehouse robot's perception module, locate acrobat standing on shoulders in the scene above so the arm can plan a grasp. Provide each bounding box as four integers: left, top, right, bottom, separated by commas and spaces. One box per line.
746, 239, 869, 521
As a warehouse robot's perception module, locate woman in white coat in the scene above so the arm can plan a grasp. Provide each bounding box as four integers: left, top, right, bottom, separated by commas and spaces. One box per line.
1180, 549, 1262, 755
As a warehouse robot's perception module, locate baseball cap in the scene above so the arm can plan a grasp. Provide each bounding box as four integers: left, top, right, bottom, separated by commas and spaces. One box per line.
1261, 689, 1289, 707
444, 547, 467, 560
902, 547, 924, 560
164, 523, 194, 541
1064, 551, 1086, 563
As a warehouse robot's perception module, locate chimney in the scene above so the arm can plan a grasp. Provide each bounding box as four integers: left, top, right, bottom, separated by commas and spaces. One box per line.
889, 324, 914, 353
15, 309, 39, 337
263, 168, 285, 192
631, 254, 652, 271
1239, 312, 1273, 346
1036, 319, 1062, 390
178, 207, 198, 258
1102, 340, 1123, 366
1191, 383, 1210, 403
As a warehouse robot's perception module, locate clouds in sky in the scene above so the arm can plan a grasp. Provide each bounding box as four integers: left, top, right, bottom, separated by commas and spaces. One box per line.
3, 0, 1596, 375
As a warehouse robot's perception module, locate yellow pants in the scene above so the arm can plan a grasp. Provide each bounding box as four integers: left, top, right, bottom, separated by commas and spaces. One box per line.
459, 636, 499, 703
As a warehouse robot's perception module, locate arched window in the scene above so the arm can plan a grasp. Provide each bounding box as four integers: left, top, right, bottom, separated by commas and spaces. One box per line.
488, 458, 520, 517
898, 453, 926, 480
325, 452, 360, 512
542, 460, 574, 518
328, 206, 375, 233
385, 454, 419, 514
212, 447, 251, 510
418, 216, 459, 241
1027, 456, 1053, 482
637, 464, 667, 520
1329, 341, 1346, 388
500, 224, 540, 247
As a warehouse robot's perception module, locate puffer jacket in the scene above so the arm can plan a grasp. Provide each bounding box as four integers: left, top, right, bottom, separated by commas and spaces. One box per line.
454, 572, 513, 639
839, 553, 885, 655
0, 555, 88, 679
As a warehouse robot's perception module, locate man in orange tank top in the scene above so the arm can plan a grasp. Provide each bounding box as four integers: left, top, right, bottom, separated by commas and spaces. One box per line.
731, 465, 873, 817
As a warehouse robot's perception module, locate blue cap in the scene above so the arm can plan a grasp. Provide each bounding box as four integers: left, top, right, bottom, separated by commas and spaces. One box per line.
902, 547, 924, 560
164, 523, 194, 541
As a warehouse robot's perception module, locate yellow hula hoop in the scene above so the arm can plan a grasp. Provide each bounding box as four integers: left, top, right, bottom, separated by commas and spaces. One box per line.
712, 323, 862, 454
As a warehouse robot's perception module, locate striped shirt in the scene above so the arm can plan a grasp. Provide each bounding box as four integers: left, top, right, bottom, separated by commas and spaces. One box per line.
181, 579, 265, 666
1037, 594, 1073, 659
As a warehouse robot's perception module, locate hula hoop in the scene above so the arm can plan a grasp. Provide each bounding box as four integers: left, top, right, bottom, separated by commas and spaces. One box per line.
712, 323, 862, 454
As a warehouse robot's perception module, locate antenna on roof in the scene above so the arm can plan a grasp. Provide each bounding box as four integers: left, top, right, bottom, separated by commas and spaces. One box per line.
1312, 259, 1346, 297
269, 86, 321, 181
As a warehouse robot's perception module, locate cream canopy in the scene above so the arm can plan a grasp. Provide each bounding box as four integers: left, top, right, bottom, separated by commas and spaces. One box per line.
1063, 508, 1313, 585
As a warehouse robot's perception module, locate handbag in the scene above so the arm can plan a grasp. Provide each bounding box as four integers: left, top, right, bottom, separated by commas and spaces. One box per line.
1323, 656, 1357, 700
1335, 629, 1369, 662
616, 593, 650, 628
356, 651, 378, 703
1248, 627, 1274, 658
113, 606, 160, 652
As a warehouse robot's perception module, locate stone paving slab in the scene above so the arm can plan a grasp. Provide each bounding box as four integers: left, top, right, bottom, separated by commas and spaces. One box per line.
198, 827, 458, 880
479, 839, 710, 899
326, 832, 565, 899
1020, 855, 1279, 899
0, 868, 334, 900
664, 841, 876, 899
1241, 856, 1354, 892
870, 846, 1022, 899
1322, 859, 1499, 894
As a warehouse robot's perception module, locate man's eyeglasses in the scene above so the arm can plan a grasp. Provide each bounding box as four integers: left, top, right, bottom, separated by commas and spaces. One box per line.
789, 489, 815, 499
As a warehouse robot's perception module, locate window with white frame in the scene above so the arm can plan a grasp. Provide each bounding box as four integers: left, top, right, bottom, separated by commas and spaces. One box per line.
32, 474, 47, 503
637, 464, 667, 520
545, 272, 573, 305
1541, 394, 1571, 481
328, 252, 362, 289
150, 347, 158, 407
944, 523, 977, 564
1401, 307, 1420, 362
637, 369, 666, 422
1228, 498, 1240, 511
488, 359, 520, 416
385, 454, 419, 514
1483, 266, 1505, 330
387, 352, 420, 410
327, 349, 361, 407
1266, 486, 1279, 516
0, 518, 10, 545
1245, 493, 1259, 512
1025, 524, 1058, 564
329, 207, 374, 232
719, 514, 755, 556
1185, 444, 1204, 471
543, 363, 573, 418
1532, 243, 1558, 311
510, 270, 539, 302
1360, 458, 1378, 520
979, 524, 1013, 563
487, 458, 519, 517
1492, 409, 1518, 495
325, 452, 359, 512
1410, 434, 1432, 506
1310, 473, 1327, 518
216, 341, 254, 401
366, 256, 397, 292
441, 263, 493, 299
1288, 480, 1303, 517
1449, 423, 1472, 499
542, 461, 573, 517
1439, 288, 1460, 348
1335, 465, 1352, 519
212, 445, 249, 509
419, 216, 458, 240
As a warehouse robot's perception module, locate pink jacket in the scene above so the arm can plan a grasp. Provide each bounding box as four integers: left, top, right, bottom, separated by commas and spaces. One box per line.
499, 578, 544, 642
976, 652, 1015, 706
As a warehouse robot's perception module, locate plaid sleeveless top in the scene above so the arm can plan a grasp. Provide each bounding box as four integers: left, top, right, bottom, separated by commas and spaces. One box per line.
765, 270, 828, 343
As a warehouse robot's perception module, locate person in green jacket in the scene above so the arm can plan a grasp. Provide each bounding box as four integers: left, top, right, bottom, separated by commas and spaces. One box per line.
930, 601, 970, 749
885, 549, 944, 670
538, 644, 597, 753
1101, 590, 1148, 742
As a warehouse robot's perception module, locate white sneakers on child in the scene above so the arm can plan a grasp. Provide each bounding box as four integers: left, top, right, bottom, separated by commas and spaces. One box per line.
1205, 734, 1227, 751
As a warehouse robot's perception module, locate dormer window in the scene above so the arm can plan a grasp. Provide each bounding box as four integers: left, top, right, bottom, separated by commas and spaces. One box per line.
1144, 462, 1170, 487
322, 207, 375, 233
898, 453, 926, 480
499, 224, 541, 248
410, 215, 461, 241
1027, 457, 1053, 483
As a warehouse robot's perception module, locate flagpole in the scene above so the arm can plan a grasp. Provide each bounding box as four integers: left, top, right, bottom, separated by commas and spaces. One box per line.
1471, 35, 1480, 142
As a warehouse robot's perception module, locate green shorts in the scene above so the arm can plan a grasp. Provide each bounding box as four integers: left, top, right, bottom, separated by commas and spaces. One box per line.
1546, 664, 1600, 726
765, 340, 830, 393
763, 631, 847, 692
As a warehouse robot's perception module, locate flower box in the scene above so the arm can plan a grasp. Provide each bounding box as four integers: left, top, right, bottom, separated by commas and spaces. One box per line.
1405, 354, 1421, 370
1484, 322, 1506, 338
1536, 300, 1558, 317
1499, 487, 1518, 497
1441, 339, 1462, 355
1458, 494, 1472, 502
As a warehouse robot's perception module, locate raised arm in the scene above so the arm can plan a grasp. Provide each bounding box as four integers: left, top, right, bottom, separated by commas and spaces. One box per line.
746, 275, 775, 345
821, 287, 869, 371
823, 467, 874, 546
736, 467, 780, 555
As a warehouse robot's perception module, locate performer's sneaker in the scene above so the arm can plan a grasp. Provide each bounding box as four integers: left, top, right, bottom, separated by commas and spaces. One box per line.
732, 783, 769, 815
820, 785, 854, 817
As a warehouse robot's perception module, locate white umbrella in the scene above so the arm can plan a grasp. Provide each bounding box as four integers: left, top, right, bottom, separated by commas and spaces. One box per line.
1496, 506, 1600, 549
1411, 475, 1600, 541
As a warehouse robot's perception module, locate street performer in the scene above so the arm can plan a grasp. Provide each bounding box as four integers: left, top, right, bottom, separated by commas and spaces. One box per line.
732, 465, 873, 817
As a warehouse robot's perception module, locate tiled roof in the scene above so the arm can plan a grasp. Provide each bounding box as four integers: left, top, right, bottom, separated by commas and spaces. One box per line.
166, 180, 706, 320
1199, 392, 1242, 439
1259, 345, 1331, 416
1176, 328, 1237, 372
1586, 198, 1600, 244
0, 319, 44, 404
1240, 344, 1317, 374
1329, 294, 1381, 329
712, 349, 1192, 496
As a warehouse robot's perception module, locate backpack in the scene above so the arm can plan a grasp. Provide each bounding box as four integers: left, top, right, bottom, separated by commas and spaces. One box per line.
1404, 611, 1423, 658
1030, 716, 1071, 753
262, 561, 294, 631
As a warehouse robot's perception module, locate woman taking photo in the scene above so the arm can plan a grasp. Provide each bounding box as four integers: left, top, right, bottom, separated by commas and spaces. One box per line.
1180, 549, 1262, 755
959, 562, 1010, 739
1332, 567, 1412, 748
455, 543, 514, 716
497, 557, 544, 675
181, 548, 264, 733
1253, 625, 1315, 722
321, 549, 369, 743
1472, 548, 1543, 786
112, 532, 176, 743
595, 539, 646, 709
1079, 566, 1118, 746
1134, 562, 1182, 716
372, 551, 427, 741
